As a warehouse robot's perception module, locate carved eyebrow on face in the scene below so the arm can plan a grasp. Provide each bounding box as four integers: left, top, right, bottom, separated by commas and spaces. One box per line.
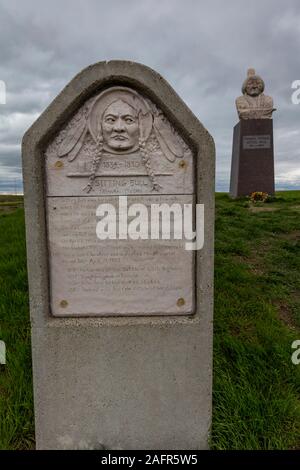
103, 113, 137, 120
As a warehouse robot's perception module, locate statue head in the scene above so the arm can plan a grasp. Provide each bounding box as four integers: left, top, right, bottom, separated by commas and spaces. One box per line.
102, 99, 139, 152
88, 87, 152, 154
242, 68, 265, 96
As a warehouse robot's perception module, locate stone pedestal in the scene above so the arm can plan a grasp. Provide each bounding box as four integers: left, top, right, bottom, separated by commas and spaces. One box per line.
230, 119, 275, 197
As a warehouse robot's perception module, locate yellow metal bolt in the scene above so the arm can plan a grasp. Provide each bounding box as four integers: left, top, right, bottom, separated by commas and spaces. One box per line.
55, 160, 63, 168
177, 297, 185, 307
179, 160, 186, 169
60, 300, 68, 308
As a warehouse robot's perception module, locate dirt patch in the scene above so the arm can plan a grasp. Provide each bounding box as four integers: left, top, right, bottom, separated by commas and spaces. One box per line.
280, 230, 300, 241
0, 205, 21, 213
229, 323, 256, 337
249, 266, 265, 276
0, 380, 8, 398
235, 244, 269, 276
274, 301, 298, 330
249, 206, 279, 213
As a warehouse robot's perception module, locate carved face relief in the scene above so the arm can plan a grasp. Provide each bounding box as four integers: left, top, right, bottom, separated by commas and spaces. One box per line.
102, 100, 139, 152
45, 86, 194, 195
245, 78, 264, 96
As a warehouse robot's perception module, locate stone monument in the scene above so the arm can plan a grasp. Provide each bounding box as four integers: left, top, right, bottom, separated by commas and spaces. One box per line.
22, 61, 215, 449
230, 68, 275, 197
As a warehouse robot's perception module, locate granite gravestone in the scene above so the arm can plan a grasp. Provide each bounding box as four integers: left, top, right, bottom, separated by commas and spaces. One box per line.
230, 68, 276, 197
22, 61, 215, 450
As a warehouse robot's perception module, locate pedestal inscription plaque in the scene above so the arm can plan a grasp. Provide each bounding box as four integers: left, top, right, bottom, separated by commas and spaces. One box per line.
242, 134, 271, 149
22, 61, 215, 450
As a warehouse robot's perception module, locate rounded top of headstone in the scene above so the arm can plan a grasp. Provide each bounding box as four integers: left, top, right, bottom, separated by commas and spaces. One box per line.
22, 60, 214, 156
242, 68, 265, 95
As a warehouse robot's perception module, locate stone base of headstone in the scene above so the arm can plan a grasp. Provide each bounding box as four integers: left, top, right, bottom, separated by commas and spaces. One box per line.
229, 119, 275, 198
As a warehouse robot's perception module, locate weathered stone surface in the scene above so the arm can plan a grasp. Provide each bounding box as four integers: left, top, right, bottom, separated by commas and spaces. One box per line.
22, 60, 215, 450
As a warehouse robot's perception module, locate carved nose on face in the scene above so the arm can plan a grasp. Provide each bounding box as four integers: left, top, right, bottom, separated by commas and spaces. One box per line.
113, 118, 125, 132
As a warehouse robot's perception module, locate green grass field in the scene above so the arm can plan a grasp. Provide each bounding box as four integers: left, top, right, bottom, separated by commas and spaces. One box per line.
0, 199, 34, 449
0, 192, 299, 450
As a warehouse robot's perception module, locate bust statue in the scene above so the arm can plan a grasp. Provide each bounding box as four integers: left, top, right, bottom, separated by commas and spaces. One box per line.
236, 68, 276, 120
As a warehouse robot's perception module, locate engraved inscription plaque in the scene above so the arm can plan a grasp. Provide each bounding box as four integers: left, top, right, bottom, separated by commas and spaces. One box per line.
45, 86, 195, 316
243, 134, 271, 149
47, 196, 194, 316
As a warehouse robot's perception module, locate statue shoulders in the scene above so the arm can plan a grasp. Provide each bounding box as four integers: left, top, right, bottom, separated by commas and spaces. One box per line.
261, 94, 273, 106
236, 95, 248, 107
236, 94, 273, 107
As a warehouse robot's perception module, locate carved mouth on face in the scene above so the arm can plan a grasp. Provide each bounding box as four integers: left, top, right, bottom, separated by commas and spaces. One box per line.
111, 135, 128, 141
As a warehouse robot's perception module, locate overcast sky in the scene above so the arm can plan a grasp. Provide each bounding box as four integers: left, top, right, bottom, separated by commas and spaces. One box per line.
0, 0, 299, 192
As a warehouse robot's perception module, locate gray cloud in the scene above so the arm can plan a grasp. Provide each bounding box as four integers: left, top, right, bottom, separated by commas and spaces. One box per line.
0, 0, 299, 193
